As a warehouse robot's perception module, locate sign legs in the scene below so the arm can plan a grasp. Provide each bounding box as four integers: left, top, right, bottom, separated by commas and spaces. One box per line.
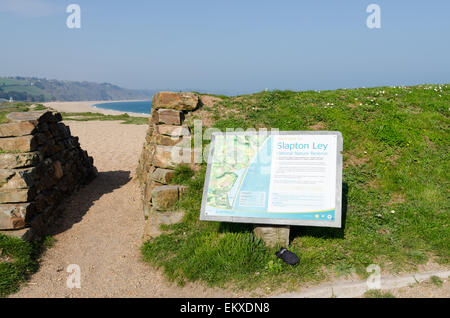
254, 225, 290, 247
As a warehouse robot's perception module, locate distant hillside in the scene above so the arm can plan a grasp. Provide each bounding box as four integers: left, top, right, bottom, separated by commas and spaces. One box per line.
0, 76, 156, 102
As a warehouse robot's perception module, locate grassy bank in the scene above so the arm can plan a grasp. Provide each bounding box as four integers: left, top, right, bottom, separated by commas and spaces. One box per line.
142, 84, 449, 291
61, 112, 148, 125
0, 102, 32, 124
0, 102, 148, 125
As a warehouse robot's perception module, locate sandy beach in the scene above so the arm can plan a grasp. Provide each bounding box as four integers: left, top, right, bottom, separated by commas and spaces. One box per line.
44, 100, 150, 118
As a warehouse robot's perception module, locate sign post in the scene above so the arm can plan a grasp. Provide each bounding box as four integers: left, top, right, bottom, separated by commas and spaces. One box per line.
200, 131, 343, 245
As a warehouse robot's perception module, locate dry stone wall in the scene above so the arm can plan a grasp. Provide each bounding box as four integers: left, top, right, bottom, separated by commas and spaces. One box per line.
0, 111, 97, 237
136, 92, 203, 238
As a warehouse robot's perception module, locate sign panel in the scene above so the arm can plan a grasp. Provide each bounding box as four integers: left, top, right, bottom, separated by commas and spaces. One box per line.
200, 131, 343, 227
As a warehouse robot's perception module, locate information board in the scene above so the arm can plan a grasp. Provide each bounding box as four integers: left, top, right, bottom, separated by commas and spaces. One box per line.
200, 131, 343, 227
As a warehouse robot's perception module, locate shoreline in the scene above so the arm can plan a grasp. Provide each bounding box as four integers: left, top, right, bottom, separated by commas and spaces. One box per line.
44, 100, 151, 118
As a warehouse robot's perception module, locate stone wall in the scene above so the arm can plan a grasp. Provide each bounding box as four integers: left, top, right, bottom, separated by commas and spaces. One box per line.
0, 111, 97, 238
136, 92, 204, 238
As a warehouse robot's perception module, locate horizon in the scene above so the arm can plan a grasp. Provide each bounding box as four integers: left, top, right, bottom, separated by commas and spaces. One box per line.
1, 1, 449, 95
1, 74, 449, 98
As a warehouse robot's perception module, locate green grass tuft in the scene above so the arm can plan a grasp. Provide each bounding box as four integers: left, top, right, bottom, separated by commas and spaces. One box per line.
61, 112, 148, 125
0, 234, 56, 297
429, 275, 443, 288
364, 289, 396, 298
170, 165, 195, 185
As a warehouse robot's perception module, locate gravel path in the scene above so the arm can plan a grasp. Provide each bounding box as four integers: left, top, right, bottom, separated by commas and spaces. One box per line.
12, 121, 242, 298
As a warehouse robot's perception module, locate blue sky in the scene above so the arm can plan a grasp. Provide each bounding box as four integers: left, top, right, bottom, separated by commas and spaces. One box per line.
0, 0, 449, 94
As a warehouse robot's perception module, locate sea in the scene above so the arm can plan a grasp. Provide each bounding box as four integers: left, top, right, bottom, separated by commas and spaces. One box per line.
93, 100, 152, 115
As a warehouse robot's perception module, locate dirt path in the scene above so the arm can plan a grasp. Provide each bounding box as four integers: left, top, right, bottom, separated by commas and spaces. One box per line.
12, 121, 241, 298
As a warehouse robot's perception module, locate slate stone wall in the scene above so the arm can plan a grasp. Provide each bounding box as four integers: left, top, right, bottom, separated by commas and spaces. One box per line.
0, 111, 97, 237
136, 92, 202, 238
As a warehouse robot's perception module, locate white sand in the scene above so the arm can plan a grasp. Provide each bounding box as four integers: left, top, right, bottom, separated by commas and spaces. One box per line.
44, 100, 150, 118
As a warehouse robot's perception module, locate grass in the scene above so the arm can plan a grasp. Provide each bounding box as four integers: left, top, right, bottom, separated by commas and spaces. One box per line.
0, 102, 32, 124
0, 102, 147, 156
61, 112, 148, 125
429, 275, 443, 288
0, 112, 8, 124
33, 104, 47, 111
364, 289, 396, 298
0, 234, 54, 297
141, 84, 450, 291
0, 102, 148, 125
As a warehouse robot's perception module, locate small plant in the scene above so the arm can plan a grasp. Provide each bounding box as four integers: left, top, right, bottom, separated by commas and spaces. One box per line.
429, 275, 443, 288
0, 112, 9, 124
171, 164, 195, 185
43, 236, 56, 249
265, 259, 283, 274
334, 263, 356, 277
364, 289, 396, 298
33, 104, 47, 111
61, 112, 148, 125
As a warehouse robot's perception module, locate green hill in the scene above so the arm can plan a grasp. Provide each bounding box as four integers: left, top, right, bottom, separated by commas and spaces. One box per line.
0, 76, 156, 102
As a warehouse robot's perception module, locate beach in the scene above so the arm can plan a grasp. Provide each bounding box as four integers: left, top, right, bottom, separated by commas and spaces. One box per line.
44, 100, 150, 118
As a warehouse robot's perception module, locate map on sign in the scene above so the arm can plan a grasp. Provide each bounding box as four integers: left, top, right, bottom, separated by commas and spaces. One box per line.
200, 131, 343, 228
206, 134, 266, 209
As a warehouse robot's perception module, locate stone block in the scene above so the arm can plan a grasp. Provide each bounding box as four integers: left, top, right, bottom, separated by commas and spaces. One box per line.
144, 180, 163, 202
53, 161, 64, 179
0, 135, 37, 152
179, 185, 189, 198
152, 92, 199, 111
0, 228, 35, 240
143, 218, 162, 239
152, 145, 176, 169
151, 185, 179, 211
152, 168, 175, 184
156, 124, 190, 137
0, 203, 33, 230
0, 167, 36, 190
0, 152, 41, 169
152, 145, 193, 169
156, 109, 184, 125
143, 211, 184, 239
37, 111, 55, 123
154, 134, 181, 146
0, 121, 37, 137
254, 225, 290, 247
0, 169, 15, 184
0, 189, 31, 204
6, 111, 44, 122
157, 210, 184, 225
154, 134, 191, 147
